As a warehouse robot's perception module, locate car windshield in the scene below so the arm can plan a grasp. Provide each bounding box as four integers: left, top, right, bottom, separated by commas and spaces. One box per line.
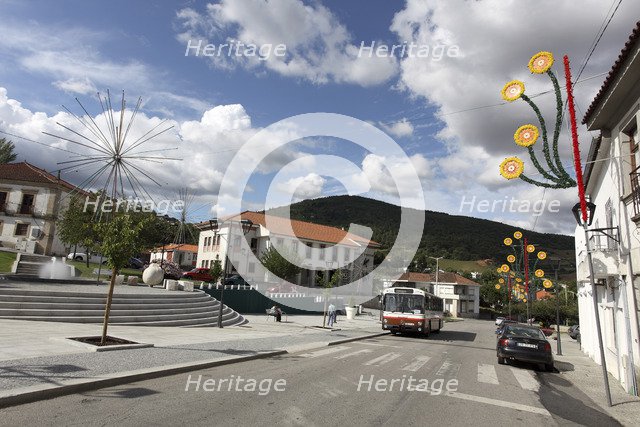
505, 326, 546, 340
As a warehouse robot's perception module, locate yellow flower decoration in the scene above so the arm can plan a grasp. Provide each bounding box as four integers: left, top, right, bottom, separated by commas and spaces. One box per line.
514, 231, 522, 239
526, 244, 535, 253
496, 267, 502, 273
514, 124, 539, 147
528, 51, 554, 74
516, 278, 522, 283
543, 279, 553, 289
523, 298, 528, 303
535, 269, 545, 278
507, 254, 516, 263
500, 157, 524, 180
495, 284, 501, 290
537, 251, 547, 260
499, 278, 505, 284
500, 264, 510, 273
504, 237, 513, 246
501, 80, 525, 102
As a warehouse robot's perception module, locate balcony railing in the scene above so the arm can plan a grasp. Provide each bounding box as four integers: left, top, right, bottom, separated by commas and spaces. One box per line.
630, 165, 640, 219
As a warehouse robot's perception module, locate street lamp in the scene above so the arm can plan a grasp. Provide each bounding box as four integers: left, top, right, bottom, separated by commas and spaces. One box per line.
573, 201, 612, 407
208, 218, 253, 328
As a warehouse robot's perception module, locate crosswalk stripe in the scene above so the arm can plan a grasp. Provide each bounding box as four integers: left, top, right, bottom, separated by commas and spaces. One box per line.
435, 359, 461, 378
364, 352, 401, 366
357, 342, 394, 347
401, 356, 431, 372
510, 367, 540, 391
334, 349, 373, 359
299, 346, 350, 358
477, 363, 499, 385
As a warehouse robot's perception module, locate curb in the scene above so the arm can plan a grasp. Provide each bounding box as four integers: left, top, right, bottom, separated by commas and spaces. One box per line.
0, 330, 387, 409
0, 350, 286, 409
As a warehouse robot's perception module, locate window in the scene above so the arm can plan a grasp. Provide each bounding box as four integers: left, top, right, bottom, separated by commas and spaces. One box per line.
0, 191, 7, 212
19, 193, 35, 215
248, 262, 255, 273
332, 246, 338, 261
15, 223, 29, 236
292, 241, 299, 254
344, 248, 351, 262
250, 238, 258, 250
305, 242, 313, 259
319, 244, 326, 260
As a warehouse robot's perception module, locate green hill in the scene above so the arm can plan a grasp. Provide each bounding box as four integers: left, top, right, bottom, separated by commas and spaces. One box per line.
268, 195, 574, 265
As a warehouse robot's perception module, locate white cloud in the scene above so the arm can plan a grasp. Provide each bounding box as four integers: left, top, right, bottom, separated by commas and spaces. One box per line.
277, 173, 326, 200
380, 118, 414, 138
175, 0, 398, 86
53, 77, 98, 95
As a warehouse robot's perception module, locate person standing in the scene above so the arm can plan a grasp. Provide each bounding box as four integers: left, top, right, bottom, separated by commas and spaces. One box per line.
328, 303, 336, 327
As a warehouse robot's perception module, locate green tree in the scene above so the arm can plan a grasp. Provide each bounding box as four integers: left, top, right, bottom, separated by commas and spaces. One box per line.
96, 214, 149, 345
0, 138, 17, 163
208, 259, 223, 284
260, 247, 301, 282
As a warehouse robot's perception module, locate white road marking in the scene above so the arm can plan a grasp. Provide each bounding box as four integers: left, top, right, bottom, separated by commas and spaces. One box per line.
401, 356, 431, 372
447, 392, 551, 416
510, 367, 540, 392
334, 349, 372, 359
435, 359, 461, 378
299, 346, 350, 358
363, 352, 401, 366
356, 342, 394, 347
477, 363, 499, 385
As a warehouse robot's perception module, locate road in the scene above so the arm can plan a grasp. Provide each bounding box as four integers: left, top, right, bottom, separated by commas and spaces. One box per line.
0, 319, 621, 426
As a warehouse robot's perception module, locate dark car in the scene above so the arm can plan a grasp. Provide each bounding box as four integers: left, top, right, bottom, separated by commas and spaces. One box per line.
224, 274, 248, 287
182, 268, 213, 282
497, 324, 554, 371
129, 258, 144, 269
569, 325, 580, 340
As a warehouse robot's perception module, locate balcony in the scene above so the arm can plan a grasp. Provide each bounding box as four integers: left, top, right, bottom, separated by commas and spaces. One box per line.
630, 165, 640, 221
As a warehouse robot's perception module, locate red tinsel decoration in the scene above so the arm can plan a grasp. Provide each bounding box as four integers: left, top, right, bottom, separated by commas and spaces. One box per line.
564, 55, 588, 223
524, 238, 529, 297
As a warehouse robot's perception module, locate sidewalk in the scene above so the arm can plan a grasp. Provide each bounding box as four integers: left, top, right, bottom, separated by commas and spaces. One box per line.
0, 313, 383, 399
553, 332, 640, 425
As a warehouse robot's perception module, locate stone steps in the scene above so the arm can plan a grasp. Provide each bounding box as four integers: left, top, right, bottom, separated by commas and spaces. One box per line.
0, 288, 245, 327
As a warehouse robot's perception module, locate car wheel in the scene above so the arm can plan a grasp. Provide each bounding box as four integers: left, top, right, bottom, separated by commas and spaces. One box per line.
74, 256, 83, 261
498, 356, 506, 365
545, 363, 554, 372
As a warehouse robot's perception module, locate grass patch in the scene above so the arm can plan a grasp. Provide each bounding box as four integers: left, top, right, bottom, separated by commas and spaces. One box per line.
68, 260, 142, 278
0, 251, 16, 273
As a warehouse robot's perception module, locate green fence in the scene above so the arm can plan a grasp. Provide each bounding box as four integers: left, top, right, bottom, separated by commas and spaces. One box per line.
202, 289, 322, 315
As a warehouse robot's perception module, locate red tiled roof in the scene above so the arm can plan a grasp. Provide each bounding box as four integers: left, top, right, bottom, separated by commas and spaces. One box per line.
198, 211, 380, 248
397, 271, 481, 286
582, 21, 640, 125
0, 161, 87, 194
152, 243, 198, 253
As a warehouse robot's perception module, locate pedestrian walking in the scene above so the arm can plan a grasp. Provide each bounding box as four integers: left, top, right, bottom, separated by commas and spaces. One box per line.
328, 303, 336, 327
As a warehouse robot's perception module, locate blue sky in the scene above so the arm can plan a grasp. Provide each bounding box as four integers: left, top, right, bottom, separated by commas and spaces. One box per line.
1, 0, 639, 234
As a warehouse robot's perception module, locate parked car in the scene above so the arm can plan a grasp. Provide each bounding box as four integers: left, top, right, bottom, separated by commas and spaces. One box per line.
224, 274, 248, 287
67, 252, 108, 264
182, 268, 213, 282
569, 325, 580, 340
267, 283, 299, 293
495, 317, 505, 326
497, 324, 554, 371
129, 258, 144, 269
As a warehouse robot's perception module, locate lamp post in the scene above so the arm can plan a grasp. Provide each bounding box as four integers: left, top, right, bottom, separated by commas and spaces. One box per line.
572, 201, 612, 407
209, 218, 253, 328
548, 256, 563, 356
429, 256, 443, 295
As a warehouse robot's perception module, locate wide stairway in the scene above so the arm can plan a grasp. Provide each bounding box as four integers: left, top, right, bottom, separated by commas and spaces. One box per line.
0, 288, 246, 327
14, 253, 51, 276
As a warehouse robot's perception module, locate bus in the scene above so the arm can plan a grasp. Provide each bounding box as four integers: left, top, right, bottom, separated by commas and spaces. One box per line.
381, 287, 444, 336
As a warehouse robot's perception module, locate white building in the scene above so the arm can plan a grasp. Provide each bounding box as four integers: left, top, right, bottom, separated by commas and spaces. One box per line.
195, 211, 379, 287
575, 22, 640, 394
150, 243, 198, 268
393, 271, 481, 318
0, 162, 82, 256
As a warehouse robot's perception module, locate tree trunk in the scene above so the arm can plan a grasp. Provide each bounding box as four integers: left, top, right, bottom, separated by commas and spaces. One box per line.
100, 267, 118, 345
86, 246, 90, 268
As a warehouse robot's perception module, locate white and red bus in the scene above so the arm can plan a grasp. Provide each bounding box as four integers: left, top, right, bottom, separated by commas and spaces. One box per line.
382, 287, 444, 336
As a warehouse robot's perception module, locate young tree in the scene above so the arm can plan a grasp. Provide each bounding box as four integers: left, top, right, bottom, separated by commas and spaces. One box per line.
260, 247, 301, 283
0, 138, 17, 163
97, 214, 148, 345
208, 259, 223, 284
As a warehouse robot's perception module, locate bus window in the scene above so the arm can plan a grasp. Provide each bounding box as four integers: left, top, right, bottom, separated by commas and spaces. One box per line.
383, 295, 398, 312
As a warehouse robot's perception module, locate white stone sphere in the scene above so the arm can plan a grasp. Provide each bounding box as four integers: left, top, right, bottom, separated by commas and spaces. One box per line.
142, 263, 164, 286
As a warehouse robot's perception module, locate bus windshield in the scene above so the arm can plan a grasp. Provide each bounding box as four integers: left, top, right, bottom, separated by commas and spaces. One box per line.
383, 294, 424, 314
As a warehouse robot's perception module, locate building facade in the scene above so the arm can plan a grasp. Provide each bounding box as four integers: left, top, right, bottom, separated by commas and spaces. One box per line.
195, 211, 379, 287
575, 22, 640, 394
392, 271, 481, 318
150, 243, 198, 269
0, 162, 81, 256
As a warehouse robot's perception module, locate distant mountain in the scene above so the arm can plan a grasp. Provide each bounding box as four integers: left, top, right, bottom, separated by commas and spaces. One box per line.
268, 195, 574, 262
